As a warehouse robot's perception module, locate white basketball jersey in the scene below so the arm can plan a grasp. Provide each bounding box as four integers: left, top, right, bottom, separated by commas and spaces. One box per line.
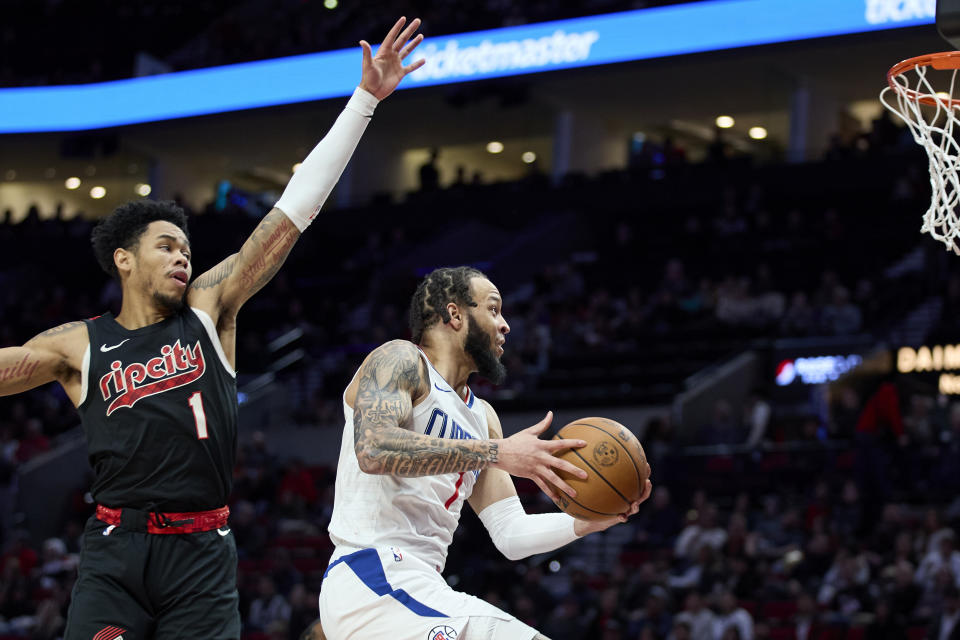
328, 346, 490, 572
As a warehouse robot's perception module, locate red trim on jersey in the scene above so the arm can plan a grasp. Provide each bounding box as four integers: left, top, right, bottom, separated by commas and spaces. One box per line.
444, 473, 465, 509
96, 504, 228, 534
93, 625, 126, 640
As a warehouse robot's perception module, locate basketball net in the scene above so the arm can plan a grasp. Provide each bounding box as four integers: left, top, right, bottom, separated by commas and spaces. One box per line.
881, 53, 960, 254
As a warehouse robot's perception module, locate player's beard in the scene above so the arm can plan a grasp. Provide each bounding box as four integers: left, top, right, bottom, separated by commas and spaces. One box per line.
464, 312, 506, 385
152, 289, 185, 313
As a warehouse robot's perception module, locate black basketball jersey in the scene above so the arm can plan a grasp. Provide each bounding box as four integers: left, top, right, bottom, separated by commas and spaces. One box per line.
78, 307, 238, 511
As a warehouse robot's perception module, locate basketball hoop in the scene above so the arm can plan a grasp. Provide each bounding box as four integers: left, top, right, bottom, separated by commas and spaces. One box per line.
881, 51, 960, 254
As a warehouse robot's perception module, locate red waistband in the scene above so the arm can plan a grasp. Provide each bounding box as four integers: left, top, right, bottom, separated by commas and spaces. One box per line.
96, 504, 229, 534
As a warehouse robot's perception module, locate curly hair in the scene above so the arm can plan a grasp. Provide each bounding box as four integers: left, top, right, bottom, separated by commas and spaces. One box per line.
90, 200, 189, 280
408, 266, 487, 343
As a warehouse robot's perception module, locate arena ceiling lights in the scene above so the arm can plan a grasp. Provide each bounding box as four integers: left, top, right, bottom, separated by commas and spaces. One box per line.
0, 0, 935, 133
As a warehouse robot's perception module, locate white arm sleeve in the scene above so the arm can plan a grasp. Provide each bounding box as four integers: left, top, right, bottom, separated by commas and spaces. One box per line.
274, 87, 379, 231
476, 496, 579, 561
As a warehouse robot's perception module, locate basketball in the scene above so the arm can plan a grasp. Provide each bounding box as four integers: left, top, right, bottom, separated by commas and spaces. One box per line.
550, 417, 651, 521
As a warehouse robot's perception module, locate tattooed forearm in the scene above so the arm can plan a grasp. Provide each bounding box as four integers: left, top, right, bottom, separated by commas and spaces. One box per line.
353, 340, 499, 476
190, 254, 238, 291
359, 429, 500, 476
236, 209, 299, 293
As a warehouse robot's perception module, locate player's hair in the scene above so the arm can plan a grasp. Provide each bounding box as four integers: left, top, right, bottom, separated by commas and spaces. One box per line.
90, 200, 189, 280
409, 266, 487, 343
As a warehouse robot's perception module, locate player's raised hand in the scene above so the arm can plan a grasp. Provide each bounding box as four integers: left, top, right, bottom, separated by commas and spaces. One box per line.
491, 411, 589, 501
573, 479, 654, 537
359, 17, 426, 101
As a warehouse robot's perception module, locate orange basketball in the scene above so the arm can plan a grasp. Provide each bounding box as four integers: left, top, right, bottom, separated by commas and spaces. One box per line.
550, 417, 650, 521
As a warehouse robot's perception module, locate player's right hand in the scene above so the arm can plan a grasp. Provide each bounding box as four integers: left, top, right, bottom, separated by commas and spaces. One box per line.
491, 411, 588, 501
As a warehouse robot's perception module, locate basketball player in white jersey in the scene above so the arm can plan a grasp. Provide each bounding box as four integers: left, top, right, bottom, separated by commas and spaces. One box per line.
320, 266, 653, 640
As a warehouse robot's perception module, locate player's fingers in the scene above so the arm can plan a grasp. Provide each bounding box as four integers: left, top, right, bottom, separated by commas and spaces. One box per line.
381, 16, 406, 49
532, 477, 558, 502
399, 34, 424, 60
639, 479, 653, 502
542, 470, 577, 498
402, 57, 426, 75
359, 40, 373, 66
525, 411, 553, 435
546, 437, 587, 452
549, 456, 587, 480
393, 17, 421, 52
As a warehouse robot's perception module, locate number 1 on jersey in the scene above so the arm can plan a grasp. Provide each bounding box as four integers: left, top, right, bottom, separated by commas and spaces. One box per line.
187, 392, 208, 439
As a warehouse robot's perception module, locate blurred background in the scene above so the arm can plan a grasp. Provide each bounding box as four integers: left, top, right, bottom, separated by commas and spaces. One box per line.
1, 1, 958, 639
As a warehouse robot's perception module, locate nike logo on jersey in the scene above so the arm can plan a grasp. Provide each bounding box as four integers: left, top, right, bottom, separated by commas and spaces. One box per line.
100, 339, 130, 352
217, 527, 231, 537
434, 383, 453, 392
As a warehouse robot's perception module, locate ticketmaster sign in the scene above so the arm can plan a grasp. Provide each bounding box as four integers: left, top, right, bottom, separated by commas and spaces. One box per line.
0, 0, 935, 132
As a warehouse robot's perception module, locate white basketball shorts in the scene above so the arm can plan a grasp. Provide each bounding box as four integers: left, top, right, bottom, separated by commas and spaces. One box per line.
318, 545, 538, 640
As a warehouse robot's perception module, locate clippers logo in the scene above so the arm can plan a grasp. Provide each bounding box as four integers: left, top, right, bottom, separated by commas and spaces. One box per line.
99, 340, 205, 415
427, 626, 457, 640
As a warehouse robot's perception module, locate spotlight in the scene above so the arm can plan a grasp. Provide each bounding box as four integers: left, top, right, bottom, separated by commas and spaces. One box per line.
90, 186, 106, 199
486, 141, 504, 154
135, 183, 152, 196
65, 177, 81, 189
715, 115, 735, 129
521, 151, 537, 164
749, 126, 768, 140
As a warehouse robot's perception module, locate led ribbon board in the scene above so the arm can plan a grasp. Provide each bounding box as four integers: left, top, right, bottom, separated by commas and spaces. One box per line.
0, 0, 934, 133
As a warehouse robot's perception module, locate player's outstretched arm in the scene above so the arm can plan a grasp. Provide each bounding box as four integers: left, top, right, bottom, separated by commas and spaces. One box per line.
187, 17, 425, 322
0, 322, 87, 402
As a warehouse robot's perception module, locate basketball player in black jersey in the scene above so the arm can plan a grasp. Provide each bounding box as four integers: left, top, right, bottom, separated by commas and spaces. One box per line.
0, 17, 425, 640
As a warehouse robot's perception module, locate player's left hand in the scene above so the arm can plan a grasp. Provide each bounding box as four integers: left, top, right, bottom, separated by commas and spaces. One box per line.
359, 17, 426, 100
573, 479, 653, 536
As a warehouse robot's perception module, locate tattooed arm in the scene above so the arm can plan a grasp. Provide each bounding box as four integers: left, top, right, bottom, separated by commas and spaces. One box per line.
186, 208, 299, 321
0, 321, 88, 405
351, 340, 589, 488
352, 340, 499, 475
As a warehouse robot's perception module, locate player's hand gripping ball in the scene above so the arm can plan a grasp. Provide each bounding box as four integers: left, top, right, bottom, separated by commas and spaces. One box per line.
550, 417, 651, 520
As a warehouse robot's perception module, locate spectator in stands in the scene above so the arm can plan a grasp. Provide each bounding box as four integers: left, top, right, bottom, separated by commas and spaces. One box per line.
627, 585, 674, 639
780, 292, 817, 336
418, 148, 440, 191
855, 379, 904, 525
927, 586, 960, 640
713, 589, 753, 640
675, 503, 728, 559
673, 590, 716, 640
543, 596, 590, 640
917, 532, 960, 591
631, 485, 683, 549
247, 575, 291, 632
743, 390, 771, 449
700, 400, 742, 446
669, 619, 693, 640
820, 285, 862, 335
864, 598, 906, 640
